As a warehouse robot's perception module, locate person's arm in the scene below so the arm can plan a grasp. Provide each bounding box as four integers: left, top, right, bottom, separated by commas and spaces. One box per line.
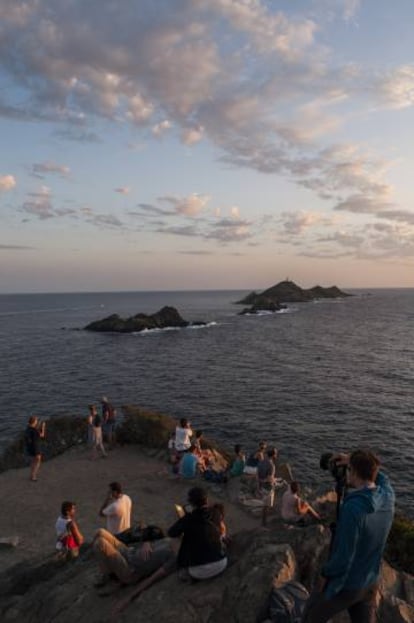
99, 496, 114, 517
68, 520, 84, 546
167, 515, 187, 538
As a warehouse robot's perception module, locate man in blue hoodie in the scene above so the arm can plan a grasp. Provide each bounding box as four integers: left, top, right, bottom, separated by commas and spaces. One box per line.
303, 449, 395, 623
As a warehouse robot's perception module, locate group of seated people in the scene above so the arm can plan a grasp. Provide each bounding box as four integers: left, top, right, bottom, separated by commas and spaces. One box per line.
169, 423, 321, 527
169, 419, 223, 479
55, 485, 228, 614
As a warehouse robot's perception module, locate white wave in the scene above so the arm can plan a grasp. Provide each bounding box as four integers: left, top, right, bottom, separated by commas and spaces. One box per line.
136, 321, 217, 335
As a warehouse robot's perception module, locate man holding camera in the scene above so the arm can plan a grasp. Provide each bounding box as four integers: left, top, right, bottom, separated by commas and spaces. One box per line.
303, 449, 395, 623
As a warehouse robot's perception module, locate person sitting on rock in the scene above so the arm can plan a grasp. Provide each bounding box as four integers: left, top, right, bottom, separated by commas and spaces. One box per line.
179, 444, 201, 479
174, 417, 193, 453
92, 529, 176, 590
230, 444, 246, 477
168, 486, 227, 581
55, 501, 84, 560
281, 482, 321, 525
244, 440, 267, 474
99, 482, 132, 535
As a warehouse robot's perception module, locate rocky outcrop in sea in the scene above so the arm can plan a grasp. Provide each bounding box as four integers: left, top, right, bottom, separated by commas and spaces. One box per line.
84, 305, 206, 333
237, 279, 351, 314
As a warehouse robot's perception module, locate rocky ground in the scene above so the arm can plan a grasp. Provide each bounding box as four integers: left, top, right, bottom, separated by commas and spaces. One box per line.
1, 409, 413, 622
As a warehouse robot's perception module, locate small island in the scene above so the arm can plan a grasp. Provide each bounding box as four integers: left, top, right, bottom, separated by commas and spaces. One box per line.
84, 305, 206, 333
237, 280, 351, 314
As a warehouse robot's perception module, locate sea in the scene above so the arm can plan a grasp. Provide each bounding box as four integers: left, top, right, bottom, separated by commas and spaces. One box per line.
0, 288, 413, 516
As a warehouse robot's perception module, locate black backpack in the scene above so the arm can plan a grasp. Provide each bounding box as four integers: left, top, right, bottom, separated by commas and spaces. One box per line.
268, 581, 309, 623
116, 524, 165, 545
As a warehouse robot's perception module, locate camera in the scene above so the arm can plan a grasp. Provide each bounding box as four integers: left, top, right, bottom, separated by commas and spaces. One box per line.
320, 452, 347, 483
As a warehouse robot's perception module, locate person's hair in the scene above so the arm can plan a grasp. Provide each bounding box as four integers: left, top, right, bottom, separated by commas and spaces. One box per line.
212, 502, 225, 519
349, 450, 380, 481
267, 447, 277, 459
259, 440, 267, 450
28, 416, 37, 425
109, 481, 122, 494
196, 430, 203, 438
88, 404, 96, 413
180, 418, 188, 428
188, 444, 197, 453
188, 486, 208, 508
234, 444, 242, 454
61, 501, 75, 516
290, 481, 299, 494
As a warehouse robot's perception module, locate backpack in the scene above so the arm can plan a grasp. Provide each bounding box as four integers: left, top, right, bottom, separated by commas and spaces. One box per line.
116, 524, 165, 545
268, 581, 309, 623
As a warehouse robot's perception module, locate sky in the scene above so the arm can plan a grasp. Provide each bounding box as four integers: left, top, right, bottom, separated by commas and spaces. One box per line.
1, 0, 414, 293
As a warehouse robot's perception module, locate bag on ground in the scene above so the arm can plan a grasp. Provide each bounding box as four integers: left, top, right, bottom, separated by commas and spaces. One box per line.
268, 580, 309, 623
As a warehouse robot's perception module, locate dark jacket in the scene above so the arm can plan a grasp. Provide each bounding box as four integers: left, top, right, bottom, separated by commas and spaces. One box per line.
168, 506, 225, 568
322, 471, 395, 598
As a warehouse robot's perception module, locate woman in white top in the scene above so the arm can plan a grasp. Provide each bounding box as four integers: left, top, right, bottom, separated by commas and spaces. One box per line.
281, 482, 321, 523
175, 418, 193, 452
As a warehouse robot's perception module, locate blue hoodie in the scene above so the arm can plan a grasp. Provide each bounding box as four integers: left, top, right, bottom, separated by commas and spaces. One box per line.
322, 471, 395, 599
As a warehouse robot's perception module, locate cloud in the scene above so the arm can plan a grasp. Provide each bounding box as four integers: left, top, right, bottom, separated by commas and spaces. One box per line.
0, 174, 16, 191
280, 211, 323, 235
22, 186, 54, 219
152, 120, 171, 137
32, 161, 70, 177
114, 186, 131, 195
181, 126, 204, 145
0, 0, 412, 246
0, 244, 34, 250
159, 193, 211, 217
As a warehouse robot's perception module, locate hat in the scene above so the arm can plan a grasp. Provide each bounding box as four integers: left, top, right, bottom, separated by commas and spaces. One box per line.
101, 396, 108, 403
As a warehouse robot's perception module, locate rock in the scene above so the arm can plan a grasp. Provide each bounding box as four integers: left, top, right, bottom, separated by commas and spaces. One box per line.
235, 280, 351, 309
0, 537, 19, 548
238, 297, 286, 315
84, 306, 206, 333
0, 416, 87, 473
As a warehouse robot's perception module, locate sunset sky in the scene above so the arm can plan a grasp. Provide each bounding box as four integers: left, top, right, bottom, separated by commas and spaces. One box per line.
1, 0, 414, 292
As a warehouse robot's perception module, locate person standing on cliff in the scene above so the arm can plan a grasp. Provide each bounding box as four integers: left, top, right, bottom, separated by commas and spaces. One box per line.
257, 447, 278, 526
101, 396, 116, 448
24, 416, 46, 481
302, 450, 395, 623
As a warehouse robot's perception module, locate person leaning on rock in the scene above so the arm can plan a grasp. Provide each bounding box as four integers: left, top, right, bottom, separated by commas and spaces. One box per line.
92, 528, 176, 606
302, 449, 395, 623
24, 415, 46, 481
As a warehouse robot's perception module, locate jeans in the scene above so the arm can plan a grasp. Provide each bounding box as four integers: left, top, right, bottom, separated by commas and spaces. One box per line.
302, 584, 378, 623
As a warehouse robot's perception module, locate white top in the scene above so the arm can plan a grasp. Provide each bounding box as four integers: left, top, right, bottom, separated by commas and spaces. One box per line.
175, 425, 193, 451
281, 489, 301, 522
102, 494, 132, 534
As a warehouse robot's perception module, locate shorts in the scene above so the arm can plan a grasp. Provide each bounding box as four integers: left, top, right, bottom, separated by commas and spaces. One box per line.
259, 484, 275, 508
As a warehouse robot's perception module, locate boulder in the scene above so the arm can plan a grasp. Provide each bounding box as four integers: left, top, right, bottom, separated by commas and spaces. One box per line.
0, 527, 412, 623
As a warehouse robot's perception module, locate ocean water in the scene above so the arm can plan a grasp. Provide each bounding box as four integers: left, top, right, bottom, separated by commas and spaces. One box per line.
0, 288, 413, 515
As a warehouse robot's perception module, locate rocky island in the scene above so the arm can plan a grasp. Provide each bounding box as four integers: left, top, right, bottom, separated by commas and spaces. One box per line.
84, 305, 206, 333
237, 280, 351, 314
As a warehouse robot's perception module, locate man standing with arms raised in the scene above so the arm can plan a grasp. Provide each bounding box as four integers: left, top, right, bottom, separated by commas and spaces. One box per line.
303, 449, 395, 623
